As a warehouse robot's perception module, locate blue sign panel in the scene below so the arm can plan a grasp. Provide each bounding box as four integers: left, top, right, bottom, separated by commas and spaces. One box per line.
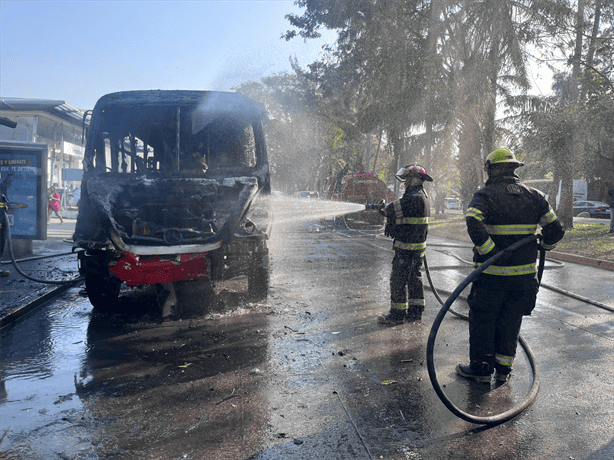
0, 142, 47, 240
62, 168, 83, 182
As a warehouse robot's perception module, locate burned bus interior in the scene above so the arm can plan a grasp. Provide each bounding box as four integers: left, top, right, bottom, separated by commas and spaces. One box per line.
74, 91, 271, 249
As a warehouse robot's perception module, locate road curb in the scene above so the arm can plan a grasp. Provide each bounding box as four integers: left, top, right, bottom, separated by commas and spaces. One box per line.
548, 251, 614, 272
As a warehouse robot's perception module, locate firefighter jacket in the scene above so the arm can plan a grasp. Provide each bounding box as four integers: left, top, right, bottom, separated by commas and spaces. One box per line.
466, 174, 565, 289
385, 185, 430, 257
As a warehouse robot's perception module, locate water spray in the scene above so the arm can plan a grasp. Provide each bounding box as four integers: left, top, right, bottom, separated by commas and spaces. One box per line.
268, 195, 370, 226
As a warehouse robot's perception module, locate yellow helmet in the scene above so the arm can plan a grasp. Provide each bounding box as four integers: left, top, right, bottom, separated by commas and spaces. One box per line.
484, 148, 524, 170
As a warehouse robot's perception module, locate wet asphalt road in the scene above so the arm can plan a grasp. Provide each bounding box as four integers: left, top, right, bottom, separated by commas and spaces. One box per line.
1, 215, 614, 459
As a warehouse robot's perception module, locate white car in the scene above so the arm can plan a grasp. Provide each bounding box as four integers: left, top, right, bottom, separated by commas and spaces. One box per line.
294, 191, 320, 199
444, 197, 460, 209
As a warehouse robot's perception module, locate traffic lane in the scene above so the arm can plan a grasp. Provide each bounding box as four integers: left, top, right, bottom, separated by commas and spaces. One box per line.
263, 230, 456, 458
2, 226, 614, 459
264, 228, 614, 459
360, 232, 614, 455
81, 314, 273, 459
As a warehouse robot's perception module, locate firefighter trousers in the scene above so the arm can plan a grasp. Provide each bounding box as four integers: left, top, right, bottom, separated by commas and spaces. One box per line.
467, 281, 536, 373
390, 251, 424, 315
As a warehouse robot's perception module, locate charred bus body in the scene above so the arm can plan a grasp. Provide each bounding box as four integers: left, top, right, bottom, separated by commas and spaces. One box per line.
74, 90, 271, 313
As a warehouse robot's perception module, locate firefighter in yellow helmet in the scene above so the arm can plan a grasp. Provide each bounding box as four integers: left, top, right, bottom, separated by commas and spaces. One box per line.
456, 148, 565, 383
378, 164, 432, 325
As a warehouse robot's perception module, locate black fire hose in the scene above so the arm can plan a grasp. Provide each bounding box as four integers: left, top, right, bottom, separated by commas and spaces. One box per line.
1, 209, 83, 285
423, 256, 467, 320
425, 234, 544, 425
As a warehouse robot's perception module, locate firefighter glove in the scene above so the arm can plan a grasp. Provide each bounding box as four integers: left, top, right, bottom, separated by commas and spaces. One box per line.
384, 223, 395, 238
537, 233, 556, 251
377, 200, 386, 215
539, 239, 557, 251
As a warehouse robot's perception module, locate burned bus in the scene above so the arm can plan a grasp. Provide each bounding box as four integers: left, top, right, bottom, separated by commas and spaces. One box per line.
73, 90, 271, 314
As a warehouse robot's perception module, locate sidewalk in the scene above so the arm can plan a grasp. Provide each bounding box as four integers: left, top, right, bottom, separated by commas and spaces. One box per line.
0, 218, 82, 329
548, 248, 614, 271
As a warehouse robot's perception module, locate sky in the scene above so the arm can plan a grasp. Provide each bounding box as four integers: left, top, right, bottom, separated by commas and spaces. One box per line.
0, 0, 335, 110
1, 0, 554, 112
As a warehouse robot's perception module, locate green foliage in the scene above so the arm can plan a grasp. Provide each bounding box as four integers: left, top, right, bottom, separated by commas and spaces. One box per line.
557, 224, 614, 260
233, 73, 326, 192
233, 0, 614, 204
429, 217, 614, 262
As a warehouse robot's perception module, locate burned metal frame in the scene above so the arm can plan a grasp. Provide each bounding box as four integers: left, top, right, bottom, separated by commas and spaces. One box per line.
73, 90, 271, 311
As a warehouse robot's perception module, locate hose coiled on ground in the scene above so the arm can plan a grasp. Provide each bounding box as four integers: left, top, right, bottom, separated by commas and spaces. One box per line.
425, 234, 541, 425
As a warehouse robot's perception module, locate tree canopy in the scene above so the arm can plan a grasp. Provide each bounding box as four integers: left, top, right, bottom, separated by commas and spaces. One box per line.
236, 1, 613, 227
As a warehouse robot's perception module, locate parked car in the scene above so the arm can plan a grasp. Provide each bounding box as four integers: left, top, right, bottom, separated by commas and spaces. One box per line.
444, 197, 460, 210
294, 191, 320, 199
572, 200, 610, 219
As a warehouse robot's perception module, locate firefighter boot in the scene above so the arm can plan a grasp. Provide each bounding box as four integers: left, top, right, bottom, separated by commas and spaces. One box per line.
495, 365, 512, 383
495, 354, 513, 382
456, 362, 492, 383
406, 306, 423, 322
377, 309, 406, 326
495, 368, 511, 383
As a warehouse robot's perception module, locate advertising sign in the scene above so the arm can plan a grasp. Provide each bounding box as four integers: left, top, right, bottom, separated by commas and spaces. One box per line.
0, 141, 48, 240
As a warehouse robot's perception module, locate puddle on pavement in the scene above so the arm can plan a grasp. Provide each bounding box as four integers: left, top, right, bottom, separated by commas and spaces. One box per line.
0, 289, 92, 451
0, 284, 272, 456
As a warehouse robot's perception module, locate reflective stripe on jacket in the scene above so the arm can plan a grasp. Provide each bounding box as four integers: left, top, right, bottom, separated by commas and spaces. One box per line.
393, 201, 429, 225
385, 185, 430, 256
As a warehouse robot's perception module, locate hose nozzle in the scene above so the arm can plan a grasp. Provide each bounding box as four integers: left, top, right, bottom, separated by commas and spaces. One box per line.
364, 200, 386, 214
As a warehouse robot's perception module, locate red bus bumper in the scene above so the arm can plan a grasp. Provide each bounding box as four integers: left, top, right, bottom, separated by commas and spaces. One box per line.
111, 252, 210, 286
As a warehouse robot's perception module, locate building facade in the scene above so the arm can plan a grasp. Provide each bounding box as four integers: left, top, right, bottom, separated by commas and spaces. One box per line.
1, 98, 89, 200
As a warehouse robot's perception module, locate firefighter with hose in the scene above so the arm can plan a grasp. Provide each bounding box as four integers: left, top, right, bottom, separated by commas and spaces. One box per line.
377, 164, 432, 325
456, 148, 565, 383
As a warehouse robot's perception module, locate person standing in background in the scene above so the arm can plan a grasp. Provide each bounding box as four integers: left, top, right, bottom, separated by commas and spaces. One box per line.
48, 186, 64, 224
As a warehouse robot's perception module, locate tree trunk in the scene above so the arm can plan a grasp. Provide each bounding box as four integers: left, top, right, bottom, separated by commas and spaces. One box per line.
558, 0, 586, 230
570, 0, 585, 103
580, 0, 601, 102
558, 169, 574, 229
371, 129, 383, 174
364, 133, 372, 174
390, 128, 404, 199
